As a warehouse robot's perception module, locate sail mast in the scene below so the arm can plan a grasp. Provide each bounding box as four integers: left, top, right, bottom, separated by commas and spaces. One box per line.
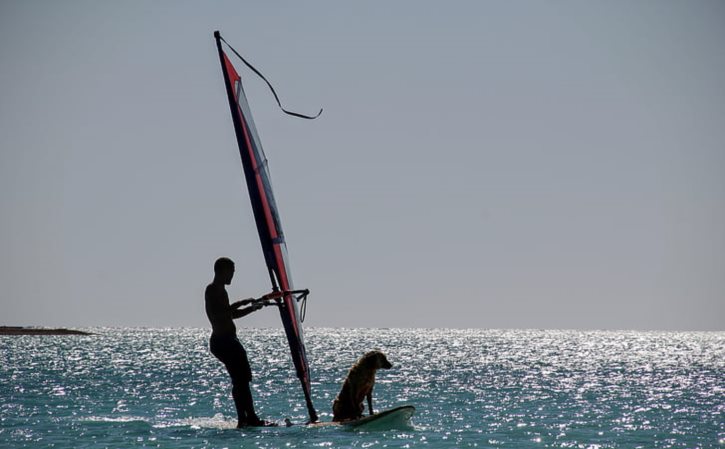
213, 30, 318, 423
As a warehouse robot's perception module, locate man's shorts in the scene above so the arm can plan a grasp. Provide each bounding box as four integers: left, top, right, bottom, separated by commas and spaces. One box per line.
209, 334, 253, 383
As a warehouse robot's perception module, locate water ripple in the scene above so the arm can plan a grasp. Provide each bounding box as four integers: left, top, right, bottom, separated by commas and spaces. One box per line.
1, 328, 722, 448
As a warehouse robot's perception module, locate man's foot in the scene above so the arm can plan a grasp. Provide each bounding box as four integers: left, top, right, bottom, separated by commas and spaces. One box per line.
237, 418, 278, 427
251, 418, 278, 427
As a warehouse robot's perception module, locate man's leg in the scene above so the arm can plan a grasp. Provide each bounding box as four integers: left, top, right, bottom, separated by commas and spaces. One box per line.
232, 381, 260, 426
230, 383, 249, 426
211, 337, 254, 427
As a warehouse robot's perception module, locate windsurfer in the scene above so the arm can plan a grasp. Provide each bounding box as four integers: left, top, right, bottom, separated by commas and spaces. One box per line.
205, 256, 281, 427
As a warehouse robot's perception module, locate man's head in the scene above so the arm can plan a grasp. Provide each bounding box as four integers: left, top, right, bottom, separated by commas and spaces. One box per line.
214, 257, 235, 284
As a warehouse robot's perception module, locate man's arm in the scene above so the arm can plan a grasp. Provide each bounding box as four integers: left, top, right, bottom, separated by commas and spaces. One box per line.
231, 303, 263, 319
231, 298, 255, 309
230, 291, 284, 313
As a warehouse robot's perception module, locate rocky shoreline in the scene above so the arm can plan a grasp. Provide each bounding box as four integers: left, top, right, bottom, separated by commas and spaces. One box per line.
0, 326, 92, 336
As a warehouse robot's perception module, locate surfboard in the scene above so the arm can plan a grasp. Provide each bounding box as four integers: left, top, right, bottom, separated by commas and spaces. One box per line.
307, 406, 416, 430
346, 406, 416, 429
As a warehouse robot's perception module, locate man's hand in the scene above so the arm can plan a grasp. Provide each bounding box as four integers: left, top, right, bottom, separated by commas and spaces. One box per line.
252, 303, 264, 312
231, 298, 254, 309
232, 292, 282, 313
261, 291, 284, 301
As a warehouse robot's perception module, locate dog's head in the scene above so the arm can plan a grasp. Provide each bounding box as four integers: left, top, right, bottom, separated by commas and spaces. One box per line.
362, 350, 392, 370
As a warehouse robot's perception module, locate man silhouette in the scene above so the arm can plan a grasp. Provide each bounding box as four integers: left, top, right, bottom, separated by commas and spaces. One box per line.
205, 257, 281, 427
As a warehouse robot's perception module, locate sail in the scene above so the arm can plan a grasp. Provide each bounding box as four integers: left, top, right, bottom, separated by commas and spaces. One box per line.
214, 31, 318, 423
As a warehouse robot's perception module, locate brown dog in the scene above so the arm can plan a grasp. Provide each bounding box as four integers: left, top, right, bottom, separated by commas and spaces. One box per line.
332, 350, 393, 422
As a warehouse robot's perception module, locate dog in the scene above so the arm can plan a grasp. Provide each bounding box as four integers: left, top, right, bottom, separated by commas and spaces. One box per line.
332, 350, 392, 422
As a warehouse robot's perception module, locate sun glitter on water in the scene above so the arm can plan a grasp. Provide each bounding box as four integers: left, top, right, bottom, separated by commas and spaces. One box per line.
1, 328, 723, 448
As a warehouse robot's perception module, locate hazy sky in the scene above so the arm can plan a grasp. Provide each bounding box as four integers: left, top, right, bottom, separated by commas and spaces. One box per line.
1, 1, 723, 330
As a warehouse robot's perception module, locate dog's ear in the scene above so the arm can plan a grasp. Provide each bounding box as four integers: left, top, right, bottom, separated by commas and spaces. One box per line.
361, 350, 379, 368
361, 351, 377, 368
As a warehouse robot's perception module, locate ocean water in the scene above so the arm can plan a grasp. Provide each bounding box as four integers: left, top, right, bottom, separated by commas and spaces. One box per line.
1, 328, 723, 449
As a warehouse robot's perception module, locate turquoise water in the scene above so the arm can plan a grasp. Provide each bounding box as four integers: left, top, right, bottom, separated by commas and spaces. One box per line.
1, 328, 723, 448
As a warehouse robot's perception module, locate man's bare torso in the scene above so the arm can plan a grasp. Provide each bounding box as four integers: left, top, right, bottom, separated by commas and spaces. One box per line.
205, 282, 236, 336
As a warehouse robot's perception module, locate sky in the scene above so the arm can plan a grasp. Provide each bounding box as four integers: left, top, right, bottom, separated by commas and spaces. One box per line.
1, 1, 723, 331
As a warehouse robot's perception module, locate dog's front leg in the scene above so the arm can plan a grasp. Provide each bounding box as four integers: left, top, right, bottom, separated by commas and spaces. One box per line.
367, 386, 374, 416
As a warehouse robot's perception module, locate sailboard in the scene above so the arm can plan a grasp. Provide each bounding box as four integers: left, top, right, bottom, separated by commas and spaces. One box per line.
308, 406, 416, 430
345, 406, 416, 430
213, 31, 318, 423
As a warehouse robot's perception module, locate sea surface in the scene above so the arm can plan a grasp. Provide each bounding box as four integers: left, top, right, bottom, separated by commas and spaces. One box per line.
1, 328, 723, 449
